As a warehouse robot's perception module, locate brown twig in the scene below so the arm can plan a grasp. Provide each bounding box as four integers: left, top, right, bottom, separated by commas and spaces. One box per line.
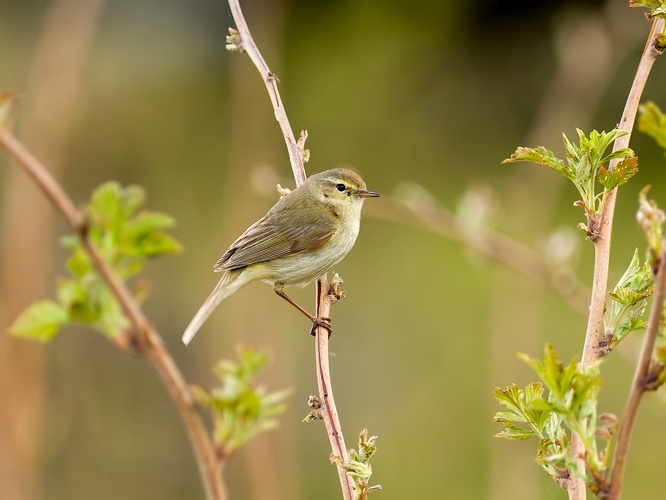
227, 0, 307, 187
226, 1, 355, 497
568, 18, 665, 500
607, 245, 666, 499
368, 191, 666, 370
315, 276, 356, 498
367, 195, 591, 316
0, 126, 227, 500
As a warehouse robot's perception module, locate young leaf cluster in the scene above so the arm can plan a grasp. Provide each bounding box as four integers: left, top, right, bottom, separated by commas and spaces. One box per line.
603, 250, 654, 352
630, 0, 666, 21
192, 346, 289, 459
494, 344, 612, 493
330, 429, 382, 500
225, 27, 243, 53
494, 382, 571, 483
9, 182, 181, 341
503, 129, 637, 239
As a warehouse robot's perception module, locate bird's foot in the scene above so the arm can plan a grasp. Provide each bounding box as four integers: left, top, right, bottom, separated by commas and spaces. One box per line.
310, 317, 332, 338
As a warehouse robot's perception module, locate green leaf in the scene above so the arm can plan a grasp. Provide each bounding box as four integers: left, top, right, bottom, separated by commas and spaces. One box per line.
89, 284, 129, 337
493, 382, 551, 440
638, 101, 666, 154
196, 346, 289, 458
86, 183, 181, 276
123, 212, 181, 257
502, 146, 571, 179
608, 286, 651, 306
494, 425, 536, 440
504, 129, 635, 233
12, 182, 181, 343
519, 344, 602, 437
331, 429, 382, 496
64, 244, 92, 278
9, 300, 68, 342
605, 250, 654, 347
57, 279, 95, 323
630, 0, 666, 18
598, 157, 639, 190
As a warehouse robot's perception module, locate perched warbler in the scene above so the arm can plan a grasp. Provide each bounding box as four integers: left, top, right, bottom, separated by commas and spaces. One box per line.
182, 168, 379, 345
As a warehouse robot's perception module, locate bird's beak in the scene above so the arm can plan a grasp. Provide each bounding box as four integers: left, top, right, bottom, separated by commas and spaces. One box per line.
355, 189, 381, 198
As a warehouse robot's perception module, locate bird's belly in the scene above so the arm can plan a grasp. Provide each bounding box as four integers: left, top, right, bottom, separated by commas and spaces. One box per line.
264, 223, 359, 286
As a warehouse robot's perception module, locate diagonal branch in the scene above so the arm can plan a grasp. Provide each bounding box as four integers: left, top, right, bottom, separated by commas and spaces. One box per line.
367, 194, 591, 316
608, 244, 666, 499
0, 126, 227, 500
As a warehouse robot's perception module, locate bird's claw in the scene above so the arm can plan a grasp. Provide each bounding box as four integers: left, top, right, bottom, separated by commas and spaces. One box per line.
310, 317, 332, 338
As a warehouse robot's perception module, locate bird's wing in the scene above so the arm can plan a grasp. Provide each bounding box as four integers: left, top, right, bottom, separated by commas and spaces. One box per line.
214, 199, 337, 271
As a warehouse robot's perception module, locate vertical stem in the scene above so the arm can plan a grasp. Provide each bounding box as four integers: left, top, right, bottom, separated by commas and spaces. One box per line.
314, 278, 356, 499
567, 18, 664, 500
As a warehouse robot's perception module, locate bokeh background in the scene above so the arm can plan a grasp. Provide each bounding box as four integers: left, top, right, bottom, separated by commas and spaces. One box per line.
2, 0, 666, 499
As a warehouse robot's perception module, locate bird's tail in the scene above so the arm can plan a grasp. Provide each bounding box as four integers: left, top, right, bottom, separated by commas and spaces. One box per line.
182, 270, 248, 345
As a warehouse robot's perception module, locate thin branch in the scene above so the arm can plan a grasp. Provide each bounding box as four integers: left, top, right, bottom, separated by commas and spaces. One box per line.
226, 2, 355, 498
568, 18, 665, 500
0, 126, 227, 500
315, 276, 356, 499
580, 18, 665, 368
364, 189, 666, 396
608, 245, 666, 499
367, 195, 591, 316
227, 0, 306, 187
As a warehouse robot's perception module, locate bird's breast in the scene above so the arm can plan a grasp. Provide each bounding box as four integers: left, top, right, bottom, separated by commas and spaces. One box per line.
264, 218, 360, 287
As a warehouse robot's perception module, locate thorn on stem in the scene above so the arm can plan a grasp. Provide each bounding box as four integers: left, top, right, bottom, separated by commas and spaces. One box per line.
598, 331, 614, 357
644, 363, 665, 391
72, 210, 89, 237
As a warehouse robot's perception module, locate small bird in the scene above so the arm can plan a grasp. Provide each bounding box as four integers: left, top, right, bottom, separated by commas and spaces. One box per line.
182, 168, 380, 345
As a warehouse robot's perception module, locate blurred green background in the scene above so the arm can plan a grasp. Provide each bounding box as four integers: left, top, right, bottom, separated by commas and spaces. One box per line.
1, 0, 666, 499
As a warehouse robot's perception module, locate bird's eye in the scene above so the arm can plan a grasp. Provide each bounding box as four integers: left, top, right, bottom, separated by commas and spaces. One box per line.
335, 183, 346, 192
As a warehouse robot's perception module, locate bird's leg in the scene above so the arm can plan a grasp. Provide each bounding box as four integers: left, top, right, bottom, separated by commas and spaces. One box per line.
273, 284, 332, 336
